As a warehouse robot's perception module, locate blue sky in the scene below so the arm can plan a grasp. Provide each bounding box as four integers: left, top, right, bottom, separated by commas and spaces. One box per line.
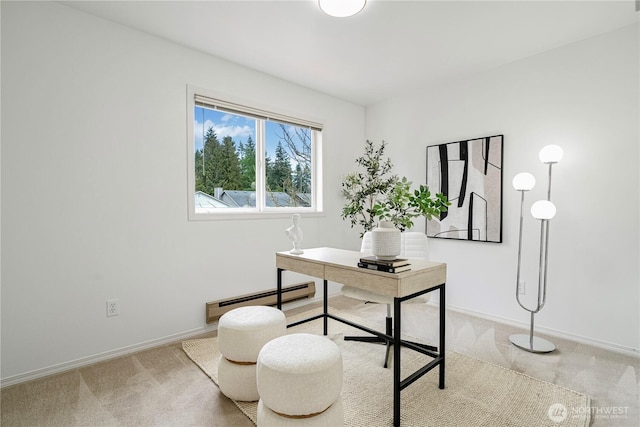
194, 107, 285, 158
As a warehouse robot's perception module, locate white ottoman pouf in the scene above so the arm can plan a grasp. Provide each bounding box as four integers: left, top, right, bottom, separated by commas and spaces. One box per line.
217, 306, 286, 402
218, 305, 287, 363
257, 398, 344, 427
217, 355, 260, 402
257, 333, 343, 420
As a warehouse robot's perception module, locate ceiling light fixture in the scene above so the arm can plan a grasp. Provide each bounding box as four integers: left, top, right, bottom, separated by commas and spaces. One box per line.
319, 0, 366, 18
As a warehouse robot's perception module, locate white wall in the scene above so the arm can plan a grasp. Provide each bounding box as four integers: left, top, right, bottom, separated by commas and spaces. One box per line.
1, 1, 365, 382
366, 24, 639, 352
3, 2, 637, 386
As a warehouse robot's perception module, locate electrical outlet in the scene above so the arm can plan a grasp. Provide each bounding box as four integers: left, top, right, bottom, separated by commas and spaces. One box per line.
518, 281, 526, 295
106, 299, 119, 317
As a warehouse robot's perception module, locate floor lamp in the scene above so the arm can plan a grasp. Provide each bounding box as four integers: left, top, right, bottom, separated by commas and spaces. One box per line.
510, 145, 563, 353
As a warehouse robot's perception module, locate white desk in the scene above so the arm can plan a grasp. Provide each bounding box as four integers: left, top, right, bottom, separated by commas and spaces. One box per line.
276, 247, 446, 427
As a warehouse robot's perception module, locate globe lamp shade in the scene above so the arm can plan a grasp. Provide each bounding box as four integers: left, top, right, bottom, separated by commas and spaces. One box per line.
319, 0, 366, 17
539, 145, 564, 164
531, 200, 556, 220
512, 172, 536, 191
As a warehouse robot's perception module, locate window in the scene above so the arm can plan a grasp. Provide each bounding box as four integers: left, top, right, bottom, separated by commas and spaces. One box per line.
187, 87, 323, 219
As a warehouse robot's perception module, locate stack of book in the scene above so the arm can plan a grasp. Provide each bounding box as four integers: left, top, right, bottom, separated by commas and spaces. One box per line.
357, 256, 411, 273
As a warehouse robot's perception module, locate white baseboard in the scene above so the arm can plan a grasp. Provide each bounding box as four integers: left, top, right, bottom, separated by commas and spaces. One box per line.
432, 301, 640, 358
0, 297, 324, 389
0, 324, 219, 388
298, 292, 639, 357
4, 293, 635, 388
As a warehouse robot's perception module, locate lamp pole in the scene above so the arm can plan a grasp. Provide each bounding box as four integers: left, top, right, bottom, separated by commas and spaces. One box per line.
509, 146, 562, 353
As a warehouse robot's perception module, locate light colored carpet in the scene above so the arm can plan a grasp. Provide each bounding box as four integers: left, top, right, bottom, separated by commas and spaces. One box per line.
183, 308, 591, 426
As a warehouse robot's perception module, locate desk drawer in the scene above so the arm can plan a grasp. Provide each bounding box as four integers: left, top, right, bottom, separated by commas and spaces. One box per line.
325, 265, 399, 298
276, 255, 325, 278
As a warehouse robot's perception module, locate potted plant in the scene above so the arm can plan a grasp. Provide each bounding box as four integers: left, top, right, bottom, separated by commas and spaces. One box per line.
364, 177, 449, 259
341, 141, 450, 257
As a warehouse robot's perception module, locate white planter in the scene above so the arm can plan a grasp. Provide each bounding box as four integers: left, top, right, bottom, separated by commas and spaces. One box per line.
371, 221, 401, 260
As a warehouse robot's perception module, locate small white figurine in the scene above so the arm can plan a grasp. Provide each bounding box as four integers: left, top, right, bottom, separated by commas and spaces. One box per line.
285, 214, 304, 254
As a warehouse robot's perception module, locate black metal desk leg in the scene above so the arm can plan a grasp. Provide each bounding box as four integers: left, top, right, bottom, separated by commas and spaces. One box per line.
323, 279, 328, 335
439, 284, 446, 389
277, 268, 283, 310
393, 297, 401, 427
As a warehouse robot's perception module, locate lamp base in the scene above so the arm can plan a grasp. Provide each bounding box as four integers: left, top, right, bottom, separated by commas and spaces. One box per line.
509, 334, 555, 353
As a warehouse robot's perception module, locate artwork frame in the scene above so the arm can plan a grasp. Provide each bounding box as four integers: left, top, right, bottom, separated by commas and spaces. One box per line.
426, 135, 503, 243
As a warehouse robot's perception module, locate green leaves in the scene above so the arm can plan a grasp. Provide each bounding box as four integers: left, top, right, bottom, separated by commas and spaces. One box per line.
372, 179, 450, 231
340, 140, 398, 237
341, 140, 450, 235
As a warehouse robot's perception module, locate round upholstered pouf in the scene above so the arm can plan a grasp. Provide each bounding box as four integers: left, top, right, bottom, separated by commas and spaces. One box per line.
257, 333, 343, 417
217, 355, 260, 402
257, 397, 343, 427
217, 305, 286, 402
218, 306, 287, 363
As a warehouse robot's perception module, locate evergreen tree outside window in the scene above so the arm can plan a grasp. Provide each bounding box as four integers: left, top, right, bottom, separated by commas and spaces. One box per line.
188, 87, 322, 218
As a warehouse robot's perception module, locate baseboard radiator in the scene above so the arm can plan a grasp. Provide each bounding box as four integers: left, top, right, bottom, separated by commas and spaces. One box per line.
206, 282, 316, 324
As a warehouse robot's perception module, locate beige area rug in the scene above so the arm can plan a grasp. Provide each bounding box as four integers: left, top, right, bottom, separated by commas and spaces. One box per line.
183, 309, 590, 426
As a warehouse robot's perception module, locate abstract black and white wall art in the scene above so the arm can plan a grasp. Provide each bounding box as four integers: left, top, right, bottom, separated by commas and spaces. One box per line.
426, 135, 503, 243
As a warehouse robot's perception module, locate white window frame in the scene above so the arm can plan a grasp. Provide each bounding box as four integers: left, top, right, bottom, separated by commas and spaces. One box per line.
187, 85, 324, 220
